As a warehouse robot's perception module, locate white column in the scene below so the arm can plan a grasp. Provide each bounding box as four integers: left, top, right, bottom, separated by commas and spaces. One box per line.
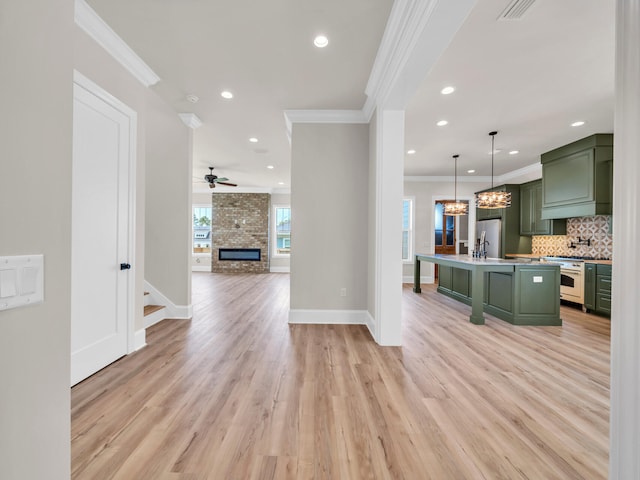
610, 1, 640, 477
374, 109, 404, 346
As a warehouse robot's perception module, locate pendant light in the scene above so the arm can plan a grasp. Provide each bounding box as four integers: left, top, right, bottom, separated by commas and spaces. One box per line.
475, 131, 511, 209
444, 154, 469, 216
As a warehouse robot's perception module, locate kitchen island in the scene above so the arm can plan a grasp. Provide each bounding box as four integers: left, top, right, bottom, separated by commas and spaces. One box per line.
414, 254, 561, 326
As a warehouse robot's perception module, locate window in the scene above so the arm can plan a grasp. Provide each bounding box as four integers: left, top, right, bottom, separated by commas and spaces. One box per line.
402, 198, 414, 261
193, 205, 212, 254
273, 206, 291, 256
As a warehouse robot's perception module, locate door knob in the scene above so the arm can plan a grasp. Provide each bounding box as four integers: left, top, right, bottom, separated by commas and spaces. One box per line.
120, 263, 131, 270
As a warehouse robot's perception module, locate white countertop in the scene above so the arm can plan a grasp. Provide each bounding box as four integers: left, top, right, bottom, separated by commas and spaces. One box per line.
415, 253, 555, 267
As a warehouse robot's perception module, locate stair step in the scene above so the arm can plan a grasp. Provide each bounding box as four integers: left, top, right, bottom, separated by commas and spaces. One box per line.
144, 304, 165, 316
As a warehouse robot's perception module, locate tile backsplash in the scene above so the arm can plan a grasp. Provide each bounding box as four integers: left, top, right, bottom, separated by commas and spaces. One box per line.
532, 215, 612, 259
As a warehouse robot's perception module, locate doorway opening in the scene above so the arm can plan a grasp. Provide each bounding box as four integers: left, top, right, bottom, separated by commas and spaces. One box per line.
433, 200, 469, 279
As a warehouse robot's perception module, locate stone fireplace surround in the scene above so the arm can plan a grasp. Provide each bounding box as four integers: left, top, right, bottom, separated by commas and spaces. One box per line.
211, 193, 270, 273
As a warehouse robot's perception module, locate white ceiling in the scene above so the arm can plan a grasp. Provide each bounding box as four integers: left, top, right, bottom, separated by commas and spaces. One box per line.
85, 0, 615, 190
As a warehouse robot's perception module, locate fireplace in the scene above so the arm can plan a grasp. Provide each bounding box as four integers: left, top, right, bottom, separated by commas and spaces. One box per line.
218, 248, 261, 261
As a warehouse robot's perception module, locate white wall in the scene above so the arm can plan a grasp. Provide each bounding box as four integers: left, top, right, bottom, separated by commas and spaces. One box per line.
74, 24, 192, 324
290, 123, 369, 313
367, 111, 378, 319
0, 1, 74, 478
145, 112, 192, 306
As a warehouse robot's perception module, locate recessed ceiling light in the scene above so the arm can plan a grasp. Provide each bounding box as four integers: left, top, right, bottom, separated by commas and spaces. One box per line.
488, 149, 502, 155
267, 165, 274, 169
249, 137, 258, 143
441, 86, 455, 95
220, 90, 233, 99
467, 169, 476, 174
314, 35, 329, 48
436, 120, 448, 126
571, 121, 585, 127
509, 150, 519, 155
186, 94, 199, 103
278, 182, 285, 185
407, 149, 416, 155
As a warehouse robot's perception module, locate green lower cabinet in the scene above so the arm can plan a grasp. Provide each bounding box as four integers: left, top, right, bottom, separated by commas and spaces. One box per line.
439, 265, 452, 290
437, 267, 472, 302
485, 273, 513, 313
584, 263, 596, 311
584, 263, 611, 317
437, 265, 561, 325
452, 267, 471, 297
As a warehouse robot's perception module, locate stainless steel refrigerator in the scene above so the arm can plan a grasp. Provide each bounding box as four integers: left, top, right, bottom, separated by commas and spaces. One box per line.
476, 219, 502, 258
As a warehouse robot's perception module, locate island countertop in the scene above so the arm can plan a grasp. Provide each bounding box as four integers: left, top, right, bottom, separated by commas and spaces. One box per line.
414, 253, 561, 326
416, 253, 538, 266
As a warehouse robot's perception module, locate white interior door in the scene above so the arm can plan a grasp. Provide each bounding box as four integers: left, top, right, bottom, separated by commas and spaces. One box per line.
71, 75, 134, 386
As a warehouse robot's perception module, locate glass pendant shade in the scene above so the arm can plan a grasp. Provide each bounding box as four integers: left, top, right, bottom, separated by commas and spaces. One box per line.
476, 131, 511, 209
444, 154, 469, 216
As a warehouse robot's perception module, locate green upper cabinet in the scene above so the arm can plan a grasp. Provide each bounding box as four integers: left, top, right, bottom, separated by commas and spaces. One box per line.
540, 134, 613, 219
520, 180, 566, 235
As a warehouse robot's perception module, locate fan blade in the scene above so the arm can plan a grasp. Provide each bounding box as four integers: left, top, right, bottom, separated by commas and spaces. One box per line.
216, 181, 237, 187
215, 177, 229, 182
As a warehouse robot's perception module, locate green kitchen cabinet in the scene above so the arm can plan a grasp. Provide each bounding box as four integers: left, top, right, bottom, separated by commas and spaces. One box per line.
475, 184, 531, 256
541, 134, 613, 219
436, 263, 561, 325
520, 180, 566, 235
584, 263, 596, 311
595, 264, 612, 316
584, 263, 611, 317
437, 266, 471, 301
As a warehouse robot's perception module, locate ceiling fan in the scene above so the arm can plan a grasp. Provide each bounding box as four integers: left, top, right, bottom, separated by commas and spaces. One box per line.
203, 167, 237, 189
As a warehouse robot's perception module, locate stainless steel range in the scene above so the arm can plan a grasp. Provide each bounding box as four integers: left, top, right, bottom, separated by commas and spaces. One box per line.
542, 256, 587, 305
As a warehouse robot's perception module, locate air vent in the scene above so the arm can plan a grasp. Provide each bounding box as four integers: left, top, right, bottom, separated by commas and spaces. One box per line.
498, 0, 537, 20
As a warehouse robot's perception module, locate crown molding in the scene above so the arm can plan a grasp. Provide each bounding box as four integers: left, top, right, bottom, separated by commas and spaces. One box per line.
497, 162, 542, 183
404, 175, 491, 183
283, 109, 368, 138
403, 162, 541, 184
178, 113, 202, 129
74, 0, 160, 87
363, 0, 439, 119
192, 185, 279, 195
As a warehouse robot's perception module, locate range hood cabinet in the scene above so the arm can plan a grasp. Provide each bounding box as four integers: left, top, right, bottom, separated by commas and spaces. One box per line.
540, 134, 613, 220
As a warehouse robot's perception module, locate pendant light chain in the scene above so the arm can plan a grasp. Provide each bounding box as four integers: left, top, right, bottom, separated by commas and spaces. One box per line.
490, 131, 497, 189
454, 154, 458, 201
475, 130, 512, 209
444, 154, 469, 216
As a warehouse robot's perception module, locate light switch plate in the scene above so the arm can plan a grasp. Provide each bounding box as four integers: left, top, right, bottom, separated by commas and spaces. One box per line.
0, 255, 44, 312
0, 268, 18, 298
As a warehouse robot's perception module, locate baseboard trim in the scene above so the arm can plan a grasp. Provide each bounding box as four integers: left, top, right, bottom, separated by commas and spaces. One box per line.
403, 275, 434, 284
144, 307, 167, 328
134, 328, 146, 351
144, 281, 193, 320
288, 309, 368, 325
270, 266, 290, 273
191, 265, 211, 272
364, 311, 377, 341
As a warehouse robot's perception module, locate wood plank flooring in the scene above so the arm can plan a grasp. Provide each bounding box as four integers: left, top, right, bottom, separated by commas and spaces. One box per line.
71, 273, 610, 479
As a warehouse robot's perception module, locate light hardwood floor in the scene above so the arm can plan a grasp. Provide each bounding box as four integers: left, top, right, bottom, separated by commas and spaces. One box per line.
71, 273, 610, 479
